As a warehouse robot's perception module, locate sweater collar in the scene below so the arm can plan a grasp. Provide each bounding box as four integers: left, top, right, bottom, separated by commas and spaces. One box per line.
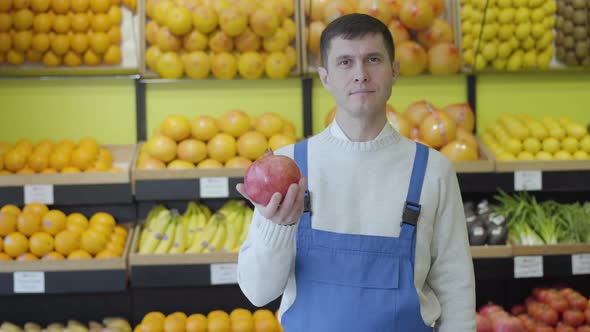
329, 119, 393, 142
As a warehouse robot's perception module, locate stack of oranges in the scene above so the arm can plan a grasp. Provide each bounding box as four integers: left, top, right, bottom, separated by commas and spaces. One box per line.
0, 137, 121, 174
0, 0, 123, 67
136, 309, 284, 332
0, 202, 128, 261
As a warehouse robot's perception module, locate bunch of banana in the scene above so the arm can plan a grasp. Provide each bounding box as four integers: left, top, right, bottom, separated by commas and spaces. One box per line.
137, 200, 253, 255
0, 318, 130, 332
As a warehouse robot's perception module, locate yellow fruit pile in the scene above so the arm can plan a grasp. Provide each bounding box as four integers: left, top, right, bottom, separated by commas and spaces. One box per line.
1, 317, 132, 332
0, 203, 127, 261
144, 0, 297, 79
0, 137, 120, 175
0, 0, 125, 67
137, 111, 297, 170
136, 309, 284, 332
482, 115, 590, 161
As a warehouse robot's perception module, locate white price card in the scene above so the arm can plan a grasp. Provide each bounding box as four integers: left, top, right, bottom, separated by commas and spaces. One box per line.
514, 256, 544, 279
210, 263, 238, 285
200, 177, 229, 198
572, 254, 590, 275
514, 170, 542, 191
13, 272, 45, 293
24, 184, 54, 205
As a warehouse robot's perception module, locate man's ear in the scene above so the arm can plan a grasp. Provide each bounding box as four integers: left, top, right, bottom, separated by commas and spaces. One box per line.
392, 61, 400, 83
318, 66, 330, 90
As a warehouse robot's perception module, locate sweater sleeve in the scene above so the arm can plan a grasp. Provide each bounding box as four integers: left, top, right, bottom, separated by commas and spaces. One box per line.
428, 162, 476, 332
237, 209, 297, 307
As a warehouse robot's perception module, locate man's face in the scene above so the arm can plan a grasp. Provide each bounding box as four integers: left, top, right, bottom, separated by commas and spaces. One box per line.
318, 33, 399, 120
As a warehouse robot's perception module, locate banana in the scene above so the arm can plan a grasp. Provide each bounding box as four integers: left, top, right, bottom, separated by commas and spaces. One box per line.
102, 319, 131, 332
198, 203, 211, 219
138, 210, 171, 254
195, 207, 207, 233
186, 211, 199, 246
186, 213, 220, 253
222, 214, 240, 253
235, 208, 253, 251
208, 221, 227, 253
169, 217, 186, 254
154, 217, 176, 254
139, 205, 166, 249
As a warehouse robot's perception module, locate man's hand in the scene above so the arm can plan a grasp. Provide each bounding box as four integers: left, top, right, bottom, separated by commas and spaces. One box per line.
236, 176, 307, 226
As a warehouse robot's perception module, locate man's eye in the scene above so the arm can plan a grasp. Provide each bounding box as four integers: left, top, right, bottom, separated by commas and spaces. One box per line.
369, 57, 381, 63
339, 60, 350, 66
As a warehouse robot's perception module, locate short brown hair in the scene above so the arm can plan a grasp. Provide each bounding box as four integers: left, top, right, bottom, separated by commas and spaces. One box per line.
319, 13, 395, 67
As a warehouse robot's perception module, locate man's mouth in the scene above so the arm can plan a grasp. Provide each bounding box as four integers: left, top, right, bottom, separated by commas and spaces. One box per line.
350, 90, 375, 95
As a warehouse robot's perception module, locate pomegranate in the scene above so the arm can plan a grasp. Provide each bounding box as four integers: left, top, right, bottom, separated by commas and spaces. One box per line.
428, 42, 461, 75
386, 110, 412, 138
443, 103, 475, 132
477, 314, 493, 332
388, 20, 411, 44
356, 0, 394, 23
419, 110, 457, 149
417, 18, 454, 49
491, 316, 525, 332
396, 41, 428, 76
479, 304, 506, 317
404, 100, 437, 127
244, 151, 302, 206
400, 0, 434, 30
440, 141, 478, 161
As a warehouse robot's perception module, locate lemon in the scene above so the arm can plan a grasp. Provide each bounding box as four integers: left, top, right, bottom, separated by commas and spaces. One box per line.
475, 54, 488, 71
535, 151, 553, 160
515, 8, 529, 23
531, 23, 545, 39
548, 126, 566, 140
554, 151, 573, 160
482, 42, 498, 60
523, 50, 537, 68
573, 151, 589, 160
497, 0, 512, 8
515, 23, 531, 40
523, 137, 542, 154
522, 37, 536, 51
542, 137, 560, 153
561, 137, 579, 154
517, 151, 535, 160
580, 136, 590, 152
498, 153, 516, 161
565, 123, 587, 139
492, 58, 507, 70
498, 25, 514, 41
506, 139, 523, 154
482, 23, 498, 41
498, 8, 515, 23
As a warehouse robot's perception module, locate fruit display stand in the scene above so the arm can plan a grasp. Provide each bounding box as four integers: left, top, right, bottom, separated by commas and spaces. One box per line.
0, 145, 137, 207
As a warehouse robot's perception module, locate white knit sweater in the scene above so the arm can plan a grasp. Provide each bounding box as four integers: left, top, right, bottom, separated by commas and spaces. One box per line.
237, 121, 476, 332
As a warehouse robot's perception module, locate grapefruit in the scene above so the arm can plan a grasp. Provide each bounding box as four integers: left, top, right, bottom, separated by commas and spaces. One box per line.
177, 138, 207, 163
235, 27, 261, 52
207, 133, 236, 163
237, 131, 268, 160
225, 156, 252, 168
238, 52, 264, 79
146, 135, 177, 162
269, 134, 296, 151
219, 110, 251, 138
255, 113, 284, 138
191, 115, 219, 141
161, 115, 191, 141
419, 111, 457, 149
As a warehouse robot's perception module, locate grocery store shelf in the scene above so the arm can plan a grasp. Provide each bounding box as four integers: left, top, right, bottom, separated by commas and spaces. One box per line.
0, 183, 133, 206
457, 169, 590, 193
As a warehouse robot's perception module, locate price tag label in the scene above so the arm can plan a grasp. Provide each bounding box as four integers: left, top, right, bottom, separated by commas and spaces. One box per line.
24, 184, 54, 205
200, 177, 229, 198
514, 170, 542, 191
210, 263, 238, 285
572, 254, 590, 275
14, 272, 45, 293
514, 256, 544, 279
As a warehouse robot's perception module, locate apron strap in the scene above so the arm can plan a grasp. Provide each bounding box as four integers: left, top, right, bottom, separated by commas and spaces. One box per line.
294, 140, 312, 228
402, 143, 429, 227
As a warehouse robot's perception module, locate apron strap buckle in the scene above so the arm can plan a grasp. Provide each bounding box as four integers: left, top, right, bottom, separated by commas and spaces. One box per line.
304, 190, 312, 214
402, 201, 421, 226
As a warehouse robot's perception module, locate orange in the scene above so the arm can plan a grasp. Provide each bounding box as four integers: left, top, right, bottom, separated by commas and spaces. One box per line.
52, 14, 70, 33
67, 212, 88, 229
64, 50, 82, 66
253, 310, 274, 321
27, 151, 49, 172
1, 204, 21, 216
89, 31, 109, 53
34, 139, 54, 155
207, 318, 229, 332
78, 137, 99, 150
49, 149, 71, 170
0, 253, 12, 261
106, 25, 120, 44
14, 0, 31, 9
17, 253, 39, 261
80, 229, 107, 254
55, 230, 81, 255
23, 202, 49, 217
230, 309, 252, 322
70, 0, 89, 12
253, 319, 276, 332
97, 148, 113, 165
7, 49, 25, 64
163, 316, 185, 332
108, 167, 122, 172
90, 222, 112, 236
103, 44, 120, 64
56, 139, 76, 151
51, 34, 70, 55
95, 249, 118, 259
231, 319, 253, 332
89, 212, 115, 229
70, 32, 88, 53
51, 0, 70, 13
29, 231, 54, 256
33, 13, 52, 33
0, 13, 12, 32
42, 50, 61, 66
15, 139, 34, 156
14, 9, 34, 30
143, 311, 166, 324
105, 241, 123, 256
89, 0, 110, 12
0, 0, 13, 12
17, 211, 42, 236
71, 12, 89, 32
107, 5, 121, 24
83, 47, 101, 65
108, 232, 126, 245
91, 13, 110, 31
17, 167, 35, 174
4, 149, 27, 171
67, 249, 91, 259
113, 225, 127, 237
137, 322, 162, 332
208, 310, 229, 321
42, 251, 65, 260
13, 30, 33, 51
26, 48, 41, 61
42, 209, 67, 235
0, 238, 3, 253
0, 32, 11, 53
186, 314, 207, 332
3, 232, 29, 258
71, 147, 97, 170
61, 166, 81, 173
41, 168, 58, 174
0, 212, 17, 236
31, 0, 50, 12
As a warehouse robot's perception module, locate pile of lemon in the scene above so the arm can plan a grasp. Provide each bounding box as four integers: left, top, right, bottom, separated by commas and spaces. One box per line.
0, 137, 120, 174
0, 203, 128, 261
482, 114, 590, 161
0, 0, 124, 67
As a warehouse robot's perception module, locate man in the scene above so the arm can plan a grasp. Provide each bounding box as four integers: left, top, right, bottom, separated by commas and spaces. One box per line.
236, 13, 475, 331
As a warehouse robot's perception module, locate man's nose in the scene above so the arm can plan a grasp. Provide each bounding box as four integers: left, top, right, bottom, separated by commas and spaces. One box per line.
353, 63, 369, 82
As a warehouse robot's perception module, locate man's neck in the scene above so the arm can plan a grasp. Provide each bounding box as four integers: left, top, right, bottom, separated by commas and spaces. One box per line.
335, 112, 387, 142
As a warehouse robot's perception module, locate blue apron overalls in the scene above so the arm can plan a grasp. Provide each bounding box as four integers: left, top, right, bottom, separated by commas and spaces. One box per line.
281, 140, 434, 332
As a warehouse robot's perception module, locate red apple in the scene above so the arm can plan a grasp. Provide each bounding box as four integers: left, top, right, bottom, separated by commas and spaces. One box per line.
244, 151, 301, 206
